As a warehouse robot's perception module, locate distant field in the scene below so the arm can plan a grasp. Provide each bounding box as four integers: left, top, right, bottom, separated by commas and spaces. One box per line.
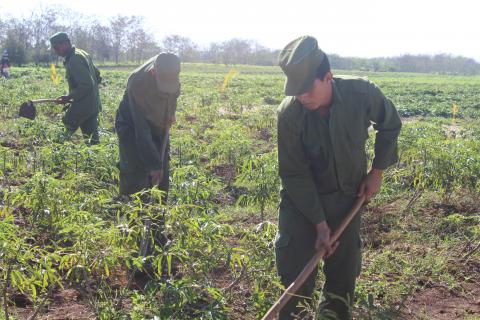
0, 65, 479, 319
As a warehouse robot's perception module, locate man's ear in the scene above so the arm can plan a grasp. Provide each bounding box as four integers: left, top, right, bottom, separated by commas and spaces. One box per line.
325, 71, 333, 82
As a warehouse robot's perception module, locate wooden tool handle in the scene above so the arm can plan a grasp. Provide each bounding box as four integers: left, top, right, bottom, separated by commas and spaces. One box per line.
30, 99, 59, 104
159, 127, 170, 163
261, 195, 366, 320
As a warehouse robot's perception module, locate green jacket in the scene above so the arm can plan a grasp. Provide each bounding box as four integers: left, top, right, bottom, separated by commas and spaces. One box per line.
64, 47, 101, 117
277, 76, 402, 225
115, 56, 179, 172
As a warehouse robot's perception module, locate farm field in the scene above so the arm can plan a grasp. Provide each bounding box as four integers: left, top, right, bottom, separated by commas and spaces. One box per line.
0, 64, 479, 320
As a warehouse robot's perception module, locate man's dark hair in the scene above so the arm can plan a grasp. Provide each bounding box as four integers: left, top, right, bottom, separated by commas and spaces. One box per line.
315, 55, 331, 80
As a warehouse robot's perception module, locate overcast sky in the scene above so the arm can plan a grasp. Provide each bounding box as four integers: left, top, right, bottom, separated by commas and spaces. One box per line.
1, 0, 479, 61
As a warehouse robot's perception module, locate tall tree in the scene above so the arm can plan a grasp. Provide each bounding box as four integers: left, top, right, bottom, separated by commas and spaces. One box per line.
110, 15, 130, 64
4, 29, 27, 65
221, 38, 253, 65
162, 35, 198, 62
204, 42, 222, 63
27, 7, 59, 63
90, 23, 112, 62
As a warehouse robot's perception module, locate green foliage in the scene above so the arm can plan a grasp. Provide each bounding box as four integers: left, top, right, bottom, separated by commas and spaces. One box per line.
236, 152, 280, 220
0, 65, 479, 319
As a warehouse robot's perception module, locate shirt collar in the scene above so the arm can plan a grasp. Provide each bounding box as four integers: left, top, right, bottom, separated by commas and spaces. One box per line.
64, 46, 75, 62
331, 79, 344, 107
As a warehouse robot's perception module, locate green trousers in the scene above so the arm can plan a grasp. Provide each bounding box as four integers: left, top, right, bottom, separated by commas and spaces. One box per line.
63, 109, 99, 145
117, 131, 170, 197
275, 191, 362, 320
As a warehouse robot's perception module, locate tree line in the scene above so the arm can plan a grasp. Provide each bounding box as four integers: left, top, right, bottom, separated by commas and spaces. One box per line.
329, 54, 480, 75
1, 6, 479, 74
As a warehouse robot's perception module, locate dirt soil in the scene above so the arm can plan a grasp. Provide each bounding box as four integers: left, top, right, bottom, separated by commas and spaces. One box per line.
402, 282, 480, 319
14, 288, 95, 320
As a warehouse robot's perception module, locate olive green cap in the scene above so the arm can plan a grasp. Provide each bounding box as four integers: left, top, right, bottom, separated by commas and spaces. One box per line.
49, 32, 69, 47
278, 35, 326, 96
154, 53, 181, 94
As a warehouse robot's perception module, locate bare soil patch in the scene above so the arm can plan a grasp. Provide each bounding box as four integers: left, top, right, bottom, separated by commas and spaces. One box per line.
14, 288, 95, 320
402, 282, 480, 319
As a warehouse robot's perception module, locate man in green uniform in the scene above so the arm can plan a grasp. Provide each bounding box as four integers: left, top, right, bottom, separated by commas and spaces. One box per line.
115, 53, 180, 265
275, 36, 402, 319
50, 32, 102, 145
115, 52, 180, 197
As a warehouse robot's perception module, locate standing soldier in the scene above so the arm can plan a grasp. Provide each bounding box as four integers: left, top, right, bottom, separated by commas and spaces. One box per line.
49, 32, 102, 145
275, 36, 402, 319
115, 53, 180, 270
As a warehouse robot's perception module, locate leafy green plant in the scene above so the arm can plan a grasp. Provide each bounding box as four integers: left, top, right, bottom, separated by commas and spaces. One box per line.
235, 152, 280, 221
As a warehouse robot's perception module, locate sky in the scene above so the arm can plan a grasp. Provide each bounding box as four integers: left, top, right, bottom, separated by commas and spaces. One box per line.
1, 0, 479, 61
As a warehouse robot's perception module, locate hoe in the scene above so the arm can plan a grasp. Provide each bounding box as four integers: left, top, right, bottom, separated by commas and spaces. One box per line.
18, 98, 70, 120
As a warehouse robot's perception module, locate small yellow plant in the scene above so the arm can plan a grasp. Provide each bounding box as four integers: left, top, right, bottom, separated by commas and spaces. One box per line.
220, 68, 237, 92
50, 63, 61, 85
451, 103, 459, 122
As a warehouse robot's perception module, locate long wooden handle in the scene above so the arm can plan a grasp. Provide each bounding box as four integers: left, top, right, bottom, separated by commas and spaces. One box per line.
159, 127, 170, 164
30, 99, 59, 104
261, 195, 366, 320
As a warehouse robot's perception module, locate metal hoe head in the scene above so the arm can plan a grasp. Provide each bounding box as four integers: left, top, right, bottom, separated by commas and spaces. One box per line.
19, 100, 37, 120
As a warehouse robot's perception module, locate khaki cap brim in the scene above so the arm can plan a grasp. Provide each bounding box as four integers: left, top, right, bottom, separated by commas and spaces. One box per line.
284, 67, 317, 96
279, 35, 325, 96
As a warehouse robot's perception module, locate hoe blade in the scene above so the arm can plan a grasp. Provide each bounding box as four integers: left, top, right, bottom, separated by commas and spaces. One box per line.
19, 101, 36, 120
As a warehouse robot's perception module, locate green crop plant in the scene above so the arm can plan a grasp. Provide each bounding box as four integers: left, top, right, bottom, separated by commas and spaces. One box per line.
236, 151, 280, 221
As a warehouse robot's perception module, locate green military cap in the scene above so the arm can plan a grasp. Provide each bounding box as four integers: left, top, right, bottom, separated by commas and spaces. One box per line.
49, 32, 70, 47
279, 35, 326, 96
154, 53, 181, 94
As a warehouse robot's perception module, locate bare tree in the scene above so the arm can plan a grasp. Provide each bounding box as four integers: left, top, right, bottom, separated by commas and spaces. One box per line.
110, 15, 130, 64
131, 28, 158, 63
125, 16, 158, 63
4, 28, 27, 65
221, 38, 253, 65
27, 7, 59, 63
162, 34, 198, 62
71, 26, 91, 52
90, 23, 111, 62
204, 42, 222, 63
0, 18, 7, 46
